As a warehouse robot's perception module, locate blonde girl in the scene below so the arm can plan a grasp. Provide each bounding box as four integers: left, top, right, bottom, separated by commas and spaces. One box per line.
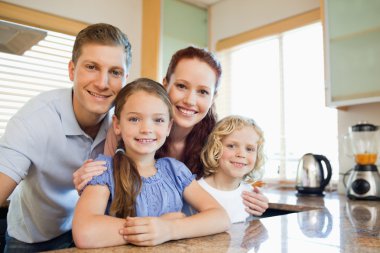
199, 115, 267, 223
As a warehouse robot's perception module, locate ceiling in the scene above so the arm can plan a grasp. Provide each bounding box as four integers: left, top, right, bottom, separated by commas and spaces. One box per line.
180, 0, 223, 8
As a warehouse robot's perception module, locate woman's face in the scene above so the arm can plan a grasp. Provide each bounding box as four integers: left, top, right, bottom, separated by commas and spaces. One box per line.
164, 58, 217, 130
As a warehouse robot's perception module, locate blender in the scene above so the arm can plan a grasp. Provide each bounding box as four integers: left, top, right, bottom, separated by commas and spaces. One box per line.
345, 122, 380, 200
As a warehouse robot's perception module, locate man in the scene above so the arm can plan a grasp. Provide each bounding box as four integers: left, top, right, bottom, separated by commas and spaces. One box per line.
0, 23, 132, 252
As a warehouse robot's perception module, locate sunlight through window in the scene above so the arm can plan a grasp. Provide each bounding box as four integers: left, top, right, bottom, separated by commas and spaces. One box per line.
0, 21, 74, 137
216, 23, 339, 183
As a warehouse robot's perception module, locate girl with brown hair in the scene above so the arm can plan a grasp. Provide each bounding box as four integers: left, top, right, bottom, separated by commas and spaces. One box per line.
72, 78, 230, 248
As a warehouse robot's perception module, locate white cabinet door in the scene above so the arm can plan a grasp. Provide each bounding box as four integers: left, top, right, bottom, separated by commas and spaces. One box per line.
323, 0, 380, 107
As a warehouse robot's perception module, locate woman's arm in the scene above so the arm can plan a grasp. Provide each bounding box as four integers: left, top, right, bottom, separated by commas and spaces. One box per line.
121, 180, 231, 246
242, 187, 269, 216
72, 185, 126, 248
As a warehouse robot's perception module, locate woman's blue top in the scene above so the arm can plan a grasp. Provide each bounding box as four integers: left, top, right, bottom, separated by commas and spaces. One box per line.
84, 154, 195, 217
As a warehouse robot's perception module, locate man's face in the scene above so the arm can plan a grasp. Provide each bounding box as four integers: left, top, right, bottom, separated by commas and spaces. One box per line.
69, 44, 128, 123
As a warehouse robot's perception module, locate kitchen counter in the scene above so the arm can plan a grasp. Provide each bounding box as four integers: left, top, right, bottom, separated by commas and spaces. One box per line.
48, 188, 380, 253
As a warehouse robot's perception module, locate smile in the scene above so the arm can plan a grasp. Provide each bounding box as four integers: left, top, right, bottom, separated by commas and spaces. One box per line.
177, 106, 197, 116
135, 138, 156, 143
230, 162, 247, 168
88, 90, 111, 99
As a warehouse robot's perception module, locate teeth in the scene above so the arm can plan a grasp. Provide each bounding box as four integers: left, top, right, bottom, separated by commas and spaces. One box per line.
88, 91, 108, 98
178, 107, 196, 115
231, 162, 246, 168
136, 138, 155, 143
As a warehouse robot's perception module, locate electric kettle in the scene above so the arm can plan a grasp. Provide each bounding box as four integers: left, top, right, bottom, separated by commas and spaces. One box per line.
296, 153, 332, 196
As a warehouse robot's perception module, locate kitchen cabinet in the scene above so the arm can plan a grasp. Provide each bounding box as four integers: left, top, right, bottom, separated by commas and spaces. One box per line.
323, 0, 380, 107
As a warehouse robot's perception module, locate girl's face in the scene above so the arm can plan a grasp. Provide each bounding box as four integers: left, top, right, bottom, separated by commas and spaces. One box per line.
113, 91, 172, 159
164, 58, 216, 130
217, 126, 260, 180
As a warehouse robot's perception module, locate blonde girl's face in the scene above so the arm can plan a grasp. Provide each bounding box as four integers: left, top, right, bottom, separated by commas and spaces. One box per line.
113, 91, 172, 159
217, 126, 260, 180
164, 58, 216, 131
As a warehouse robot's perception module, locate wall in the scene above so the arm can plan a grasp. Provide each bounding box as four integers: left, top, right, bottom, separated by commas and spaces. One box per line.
209, 0, 380, 194
2, 0, 142, 80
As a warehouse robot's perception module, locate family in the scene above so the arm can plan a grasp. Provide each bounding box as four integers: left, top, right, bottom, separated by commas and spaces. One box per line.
0, 23, 269, 252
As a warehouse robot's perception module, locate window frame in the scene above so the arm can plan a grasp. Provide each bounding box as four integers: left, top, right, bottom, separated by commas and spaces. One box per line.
0, 2, 88, 36
215, 8, 321, 52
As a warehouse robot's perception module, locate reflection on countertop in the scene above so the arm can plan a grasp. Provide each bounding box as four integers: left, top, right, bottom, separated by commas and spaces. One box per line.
48, 188, 380, 253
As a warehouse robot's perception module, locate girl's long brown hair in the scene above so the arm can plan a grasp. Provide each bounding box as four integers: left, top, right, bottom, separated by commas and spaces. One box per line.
110, 78, 173, 218
156, 46, 221, 179
111, 146, 140, 217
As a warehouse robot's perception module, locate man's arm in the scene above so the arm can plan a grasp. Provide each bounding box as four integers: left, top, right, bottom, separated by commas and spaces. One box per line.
0, 172, 17, 205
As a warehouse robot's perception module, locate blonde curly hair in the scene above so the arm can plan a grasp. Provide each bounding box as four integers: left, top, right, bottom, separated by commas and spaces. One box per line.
200, 115, 265, 182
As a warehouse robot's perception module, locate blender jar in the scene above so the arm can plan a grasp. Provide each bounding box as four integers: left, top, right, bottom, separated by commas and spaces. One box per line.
348, 123, 379, 165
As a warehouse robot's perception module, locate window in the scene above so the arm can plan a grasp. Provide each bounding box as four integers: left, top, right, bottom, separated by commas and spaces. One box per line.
0, 2, 87, 137
0, 20, 75, 137
215, 22, 339, 183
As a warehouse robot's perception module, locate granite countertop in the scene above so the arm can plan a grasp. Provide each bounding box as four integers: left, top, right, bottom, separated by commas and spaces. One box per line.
48, 187, 380, 253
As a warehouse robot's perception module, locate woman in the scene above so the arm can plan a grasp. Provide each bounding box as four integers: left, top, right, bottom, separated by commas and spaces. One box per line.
158, 46, 220, 179
74, 46, 268, 217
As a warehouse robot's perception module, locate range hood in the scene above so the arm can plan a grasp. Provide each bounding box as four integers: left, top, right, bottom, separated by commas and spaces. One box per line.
0, 20, 47, 55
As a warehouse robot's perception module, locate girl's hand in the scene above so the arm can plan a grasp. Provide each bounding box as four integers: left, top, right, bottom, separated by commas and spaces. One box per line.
242, 187, 269, 216
120, 216, 174, 246
73, 159, 107, 192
